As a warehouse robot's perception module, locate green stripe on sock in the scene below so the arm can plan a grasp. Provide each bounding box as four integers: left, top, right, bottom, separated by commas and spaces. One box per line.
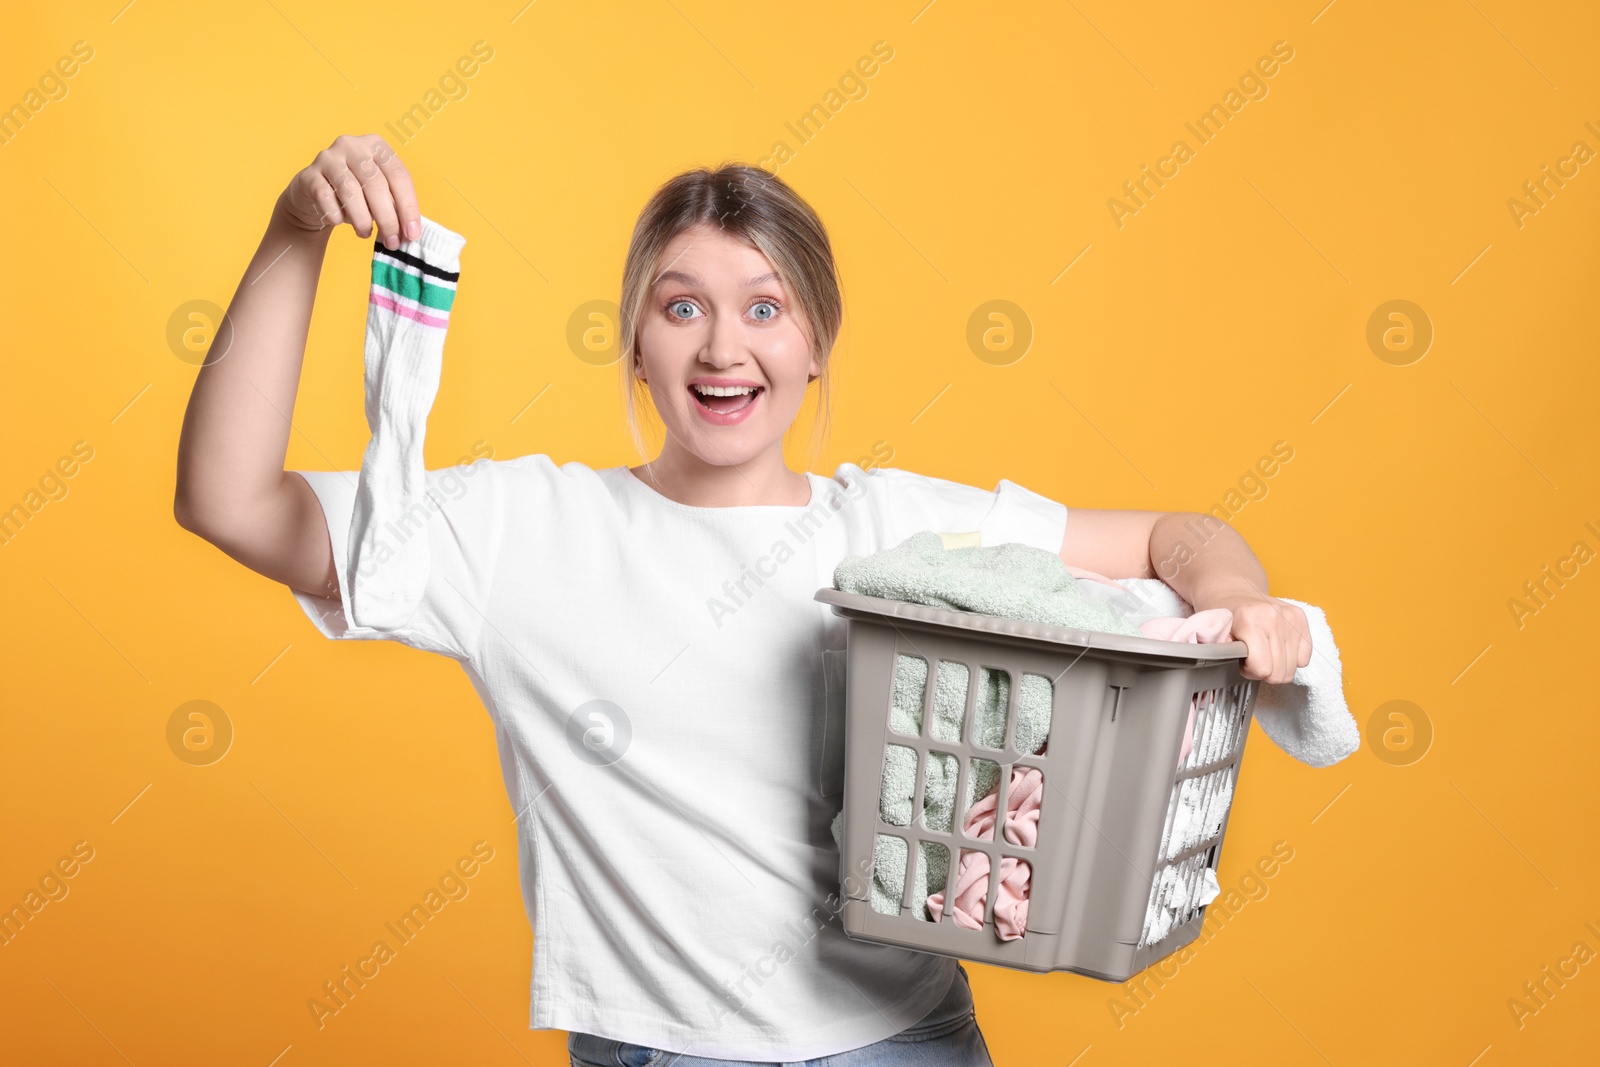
371, 260, 457, 311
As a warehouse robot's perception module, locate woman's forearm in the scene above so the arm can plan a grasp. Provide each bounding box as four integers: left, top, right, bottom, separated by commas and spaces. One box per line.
1148, 511, 1270, 610
173, 193, 332, 534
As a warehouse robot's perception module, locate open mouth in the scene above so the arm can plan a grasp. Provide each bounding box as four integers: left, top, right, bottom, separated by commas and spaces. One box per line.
689, 384, 763, 415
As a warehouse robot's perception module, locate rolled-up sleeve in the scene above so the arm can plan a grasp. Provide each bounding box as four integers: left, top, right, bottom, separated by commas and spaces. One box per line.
857, 465, 1068, 555
288, 460, 508, 661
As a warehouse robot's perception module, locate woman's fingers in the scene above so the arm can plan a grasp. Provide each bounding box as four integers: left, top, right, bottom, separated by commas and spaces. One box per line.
1273, 601, 1310, 681
1253, 630, 1280, 682
325, 162, 374, 238
1293, 605, 1312, 669
302, 170, 344, 231
1230, 598, 1307, 684
371, 140, 420, 242
1273, 628, 1292, 684
352, 151, 401, 248
280, 134, 418, 241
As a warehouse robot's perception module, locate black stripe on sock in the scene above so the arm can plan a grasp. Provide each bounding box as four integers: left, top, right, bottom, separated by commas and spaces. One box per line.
373, 239, 462, 283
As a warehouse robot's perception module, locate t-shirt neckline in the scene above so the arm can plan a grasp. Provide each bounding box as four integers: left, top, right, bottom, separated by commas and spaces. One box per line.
613, 466, 820, 513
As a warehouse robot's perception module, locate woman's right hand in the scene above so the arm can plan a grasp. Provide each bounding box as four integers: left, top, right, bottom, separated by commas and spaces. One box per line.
276, 133, 420, 249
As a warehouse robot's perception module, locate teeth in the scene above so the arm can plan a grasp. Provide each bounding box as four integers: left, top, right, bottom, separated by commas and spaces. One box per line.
693, 384, 757, 397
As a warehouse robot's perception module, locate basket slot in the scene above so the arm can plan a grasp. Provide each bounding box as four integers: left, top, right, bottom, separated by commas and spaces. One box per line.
955, 847, 987, 928
968, 665, 1012, 752
870, 833, 909, 916
1014, 672, 1054, 756
948, 751, 970, 841
978, 854, 1033, 936
981, 848, 1000, 929
1163, 834, 1224, 868
929, 657, 986, 746
880, 743, 917, 828
1138, 848, 1215, 947
1000, 668, 1020, 752
919, 751, 962, 834
964, 762, 1044, 850
912, 841, 950, 923
946, 660, 975, 745
977, 760, 1016, 929
1177, 680, 1252, 776
958, 757, 1000, 840
1175, 752, 1242, 783
1006, 857, 1033, 936
1206, 689, 1226, 764
890, 655, 929, 738
1161, 765, 1237, 862
1182, 686, 1211, 771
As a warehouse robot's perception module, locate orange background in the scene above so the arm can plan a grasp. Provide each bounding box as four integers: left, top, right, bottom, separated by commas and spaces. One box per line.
3, 1, 1599, 1064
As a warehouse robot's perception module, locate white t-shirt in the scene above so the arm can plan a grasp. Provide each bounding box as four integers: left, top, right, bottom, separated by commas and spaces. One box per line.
289, 456, 1069, 1060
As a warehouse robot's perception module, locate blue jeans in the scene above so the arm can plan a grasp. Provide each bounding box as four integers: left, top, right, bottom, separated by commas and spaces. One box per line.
567, 963, 993, 1066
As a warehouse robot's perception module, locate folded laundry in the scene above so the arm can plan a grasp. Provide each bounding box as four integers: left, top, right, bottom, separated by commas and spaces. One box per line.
833, 530, 1147, 639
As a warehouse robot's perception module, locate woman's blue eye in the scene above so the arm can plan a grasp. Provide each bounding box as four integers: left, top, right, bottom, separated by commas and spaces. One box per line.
751, 301, 777, 320
669, 301, 697, 319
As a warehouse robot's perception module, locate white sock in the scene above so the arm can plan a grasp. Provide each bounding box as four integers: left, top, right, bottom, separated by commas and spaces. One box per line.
347, 216, 466, 631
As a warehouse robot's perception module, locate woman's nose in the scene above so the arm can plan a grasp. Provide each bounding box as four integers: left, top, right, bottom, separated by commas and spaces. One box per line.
701, 318, 747, 368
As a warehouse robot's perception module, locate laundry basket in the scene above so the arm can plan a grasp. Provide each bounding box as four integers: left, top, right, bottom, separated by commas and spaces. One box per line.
815, 587, 1259, 981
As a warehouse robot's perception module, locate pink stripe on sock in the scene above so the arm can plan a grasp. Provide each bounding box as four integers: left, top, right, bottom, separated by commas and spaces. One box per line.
370, 289, 450, 328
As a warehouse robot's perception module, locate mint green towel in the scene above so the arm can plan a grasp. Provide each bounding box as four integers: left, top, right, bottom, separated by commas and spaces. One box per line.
827, 530, 1143, 918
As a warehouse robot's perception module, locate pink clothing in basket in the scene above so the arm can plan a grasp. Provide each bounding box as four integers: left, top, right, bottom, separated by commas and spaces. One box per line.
925, 566, 1235, 939
926, 764, 1044, 938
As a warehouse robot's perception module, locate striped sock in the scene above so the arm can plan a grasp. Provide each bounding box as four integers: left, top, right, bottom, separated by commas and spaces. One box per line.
347, 215, 466, 631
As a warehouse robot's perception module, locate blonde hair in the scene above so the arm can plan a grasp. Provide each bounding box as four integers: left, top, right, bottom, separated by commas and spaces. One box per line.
618, 162, 841, 471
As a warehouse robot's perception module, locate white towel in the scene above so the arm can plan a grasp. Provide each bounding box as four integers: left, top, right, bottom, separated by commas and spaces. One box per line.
1086, 578, 1359, 768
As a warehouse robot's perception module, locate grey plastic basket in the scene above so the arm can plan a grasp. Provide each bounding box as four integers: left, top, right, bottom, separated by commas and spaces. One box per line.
815, 587, 1260, 981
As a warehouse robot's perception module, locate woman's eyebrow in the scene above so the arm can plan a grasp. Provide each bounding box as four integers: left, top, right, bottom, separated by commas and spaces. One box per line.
652, 269, 780, 289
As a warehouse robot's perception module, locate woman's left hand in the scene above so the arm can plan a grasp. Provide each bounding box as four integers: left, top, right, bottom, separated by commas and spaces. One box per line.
1207, 591, 1312, 684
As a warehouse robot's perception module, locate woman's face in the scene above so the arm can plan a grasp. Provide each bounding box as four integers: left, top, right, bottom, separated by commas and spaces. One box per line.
635, 223, 821, 468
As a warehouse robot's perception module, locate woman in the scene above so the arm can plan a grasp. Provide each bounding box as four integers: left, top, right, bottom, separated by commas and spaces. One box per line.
174, 134, 1309, 1066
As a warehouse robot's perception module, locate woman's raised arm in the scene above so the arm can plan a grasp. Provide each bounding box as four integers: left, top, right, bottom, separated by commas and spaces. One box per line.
173, 134, 419, 599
